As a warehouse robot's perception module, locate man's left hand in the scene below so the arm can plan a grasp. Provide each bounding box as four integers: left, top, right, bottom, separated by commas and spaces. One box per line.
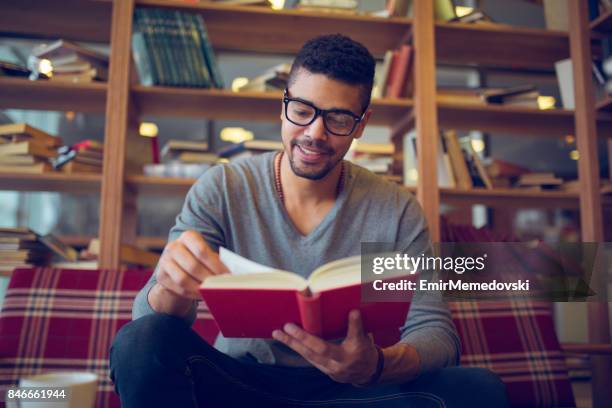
272, 310, 380, 385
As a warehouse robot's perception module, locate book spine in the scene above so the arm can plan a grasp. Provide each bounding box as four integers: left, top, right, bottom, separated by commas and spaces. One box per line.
137, 8, 163, 85
296, 291, 323, 336
186, 12, 212, 87
194, 14, 224, 89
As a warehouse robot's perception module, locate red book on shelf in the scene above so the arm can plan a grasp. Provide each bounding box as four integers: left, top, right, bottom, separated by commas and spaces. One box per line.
199, 249, 414, 345
386, 45, 412, 98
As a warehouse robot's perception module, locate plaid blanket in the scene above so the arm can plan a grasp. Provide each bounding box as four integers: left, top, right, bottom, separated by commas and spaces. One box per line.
0, 267, 573, 407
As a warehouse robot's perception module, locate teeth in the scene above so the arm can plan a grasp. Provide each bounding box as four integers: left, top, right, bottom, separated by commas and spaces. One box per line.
301, 146, 322, 155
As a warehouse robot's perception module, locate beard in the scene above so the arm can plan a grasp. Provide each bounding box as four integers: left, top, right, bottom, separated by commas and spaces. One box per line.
287, 137, 342, 180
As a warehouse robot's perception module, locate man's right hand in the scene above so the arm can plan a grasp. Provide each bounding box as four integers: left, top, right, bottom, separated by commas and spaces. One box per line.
148, 230, 230, 316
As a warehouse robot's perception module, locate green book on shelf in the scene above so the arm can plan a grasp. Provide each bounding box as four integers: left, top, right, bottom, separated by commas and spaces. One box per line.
193, 13, 224, 89
178, 10, 212, 87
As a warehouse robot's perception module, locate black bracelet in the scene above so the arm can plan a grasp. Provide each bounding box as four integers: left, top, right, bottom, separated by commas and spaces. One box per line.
354, 345, 384, 387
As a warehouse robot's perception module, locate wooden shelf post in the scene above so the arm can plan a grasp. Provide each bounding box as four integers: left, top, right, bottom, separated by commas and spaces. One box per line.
413, 0, 440, 241
568, 1, 611, 406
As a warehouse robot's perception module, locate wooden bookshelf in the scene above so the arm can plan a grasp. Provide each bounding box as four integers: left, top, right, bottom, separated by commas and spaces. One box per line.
0, 172, 101, 193
590, 9, 612, 33
132, 86, 412, 124
0, 77, 107, 113
0, 0, 112, 42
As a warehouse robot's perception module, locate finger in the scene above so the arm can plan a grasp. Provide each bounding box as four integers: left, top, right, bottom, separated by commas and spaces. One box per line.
346, 310, 366, 340
271, 327, 337, 369
157, 258, 201, 299
284, 323, 341, 358
170, 243, 210, 283
181, 232, 230, 275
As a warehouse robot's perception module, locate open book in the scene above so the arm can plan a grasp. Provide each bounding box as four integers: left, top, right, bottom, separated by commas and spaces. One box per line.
199, 248, 413, 343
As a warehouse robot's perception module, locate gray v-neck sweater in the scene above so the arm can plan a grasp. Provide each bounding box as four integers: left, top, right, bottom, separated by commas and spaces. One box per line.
133, 152, 460, 373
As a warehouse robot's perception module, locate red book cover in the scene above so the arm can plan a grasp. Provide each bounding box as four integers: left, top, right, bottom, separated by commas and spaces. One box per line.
199, 249, 414, 346
386, 45, 412, 98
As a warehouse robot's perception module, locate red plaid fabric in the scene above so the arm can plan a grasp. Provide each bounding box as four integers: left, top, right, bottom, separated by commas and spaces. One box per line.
450, 301, 574, 407
0, 267, 217, 408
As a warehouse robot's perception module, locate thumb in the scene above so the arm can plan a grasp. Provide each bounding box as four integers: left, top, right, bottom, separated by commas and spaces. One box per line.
346, 310, 366, 340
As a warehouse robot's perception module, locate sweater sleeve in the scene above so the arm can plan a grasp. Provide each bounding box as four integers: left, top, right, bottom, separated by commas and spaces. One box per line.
131, 165, 228, 325
395, 195, 461, 374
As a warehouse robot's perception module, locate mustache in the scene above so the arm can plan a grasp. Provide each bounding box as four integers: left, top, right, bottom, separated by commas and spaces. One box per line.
291, 138, 334, 154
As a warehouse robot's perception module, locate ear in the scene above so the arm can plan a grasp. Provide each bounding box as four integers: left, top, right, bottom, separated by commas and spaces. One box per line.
352, 109, 372, 140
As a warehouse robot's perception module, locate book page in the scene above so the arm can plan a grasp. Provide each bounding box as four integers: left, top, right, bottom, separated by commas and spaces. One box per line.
219, 247, 281, 275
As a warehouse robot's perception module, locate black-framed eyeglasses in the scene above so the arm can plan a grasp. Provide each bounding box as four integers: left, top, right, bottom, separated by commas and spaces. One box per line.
283, 89, 366, 137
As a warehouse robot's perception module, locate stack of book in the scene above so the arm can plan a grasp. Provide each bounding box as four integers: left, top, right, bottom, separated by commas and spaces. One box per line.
29, 40, 109, 83
296, 0, 358, 14
144, 139, 216, 178
236, 63, 290, 93
54, 140, 104, 174
348, 142, 394, 175
161, 139, 215, 164
0, 228, 79, 275
437, 85, 540, 108
0, 124, 61, 174
132, 7, 224, 88
373, 45, 413, 99
219, 140, 282, 161
516, 172, 564, 190
485, 159, 530, 189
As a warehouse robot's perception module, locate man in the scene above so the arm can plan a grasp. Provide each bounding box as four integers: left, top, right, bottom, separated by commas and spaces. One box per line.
110, 34, 508, 407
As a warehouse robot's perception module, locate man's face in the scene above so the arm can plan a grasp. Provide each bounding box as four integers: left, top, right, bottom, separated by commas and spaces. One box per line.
280, 69, 371, 181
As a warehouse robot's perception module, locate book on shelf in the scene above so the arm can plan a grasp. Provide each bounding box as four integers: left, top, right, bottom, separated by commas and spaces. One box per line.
0, 123, 62, 147
53, 140, 104, 172
385, 0, 413, 17
450, 8, 494, 24
236, 63, 290, 93
485, 159, 530, 179
219, 140, 282, 160
28, 40, 109, 82
87, 238, 160, 267
543, 0, 569, 31
0, 60, 30, 78
434, 0, 456, 21
0, 228, 79, 274
0, 141, 57, 158
161, 139, 209, 156
132, 8, 223, 88
481, 85, 539, 106
200, 248, 413, 341
386, 45, 413, 98
402, 130, 455, 188
143, 162, 213, 178
372, 50, 394, 99
517, 172, 563, 187
349, 143, 394, 175
0, 162, 52, 174
466, 144, 492, 190
442, 130, 472, 190
210, 0, 271, 5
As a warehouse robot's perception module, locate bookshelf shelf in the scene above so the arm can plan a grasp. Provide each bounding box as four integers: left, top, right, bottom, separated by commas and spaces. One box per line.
597, 96, 612, 113
590, 10, 612, 33
0, 77, 107, 113
0, 172, 101, 193
0, 0, 112, 42
435, 23, 569, 69
438, 103, 612, 136
132, 86, 412, 125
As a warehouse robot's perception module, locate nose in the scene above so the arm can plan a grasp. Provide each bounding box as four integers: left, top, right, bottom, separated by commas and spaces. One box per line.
305, 114, 328, 141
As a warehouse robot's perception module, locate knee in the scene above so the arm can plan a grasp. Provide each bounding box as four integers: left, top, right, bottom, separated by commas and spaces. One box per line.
110, 314, 192, 378
445, 367, 509, 407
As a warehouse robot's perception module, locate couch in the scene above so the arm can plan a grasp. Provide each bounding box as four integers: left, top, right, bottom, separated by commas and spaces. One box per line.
0, 267, 574, 407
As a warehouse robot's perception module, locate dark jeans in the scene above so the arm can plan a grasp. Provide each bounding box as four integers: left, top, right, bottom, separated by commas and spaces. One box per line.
110, 314, 508, 408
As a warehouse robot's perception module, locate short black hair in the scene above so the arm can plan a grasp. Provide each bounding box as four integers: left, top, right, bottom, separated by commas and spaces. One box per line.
288, 34, 375, 112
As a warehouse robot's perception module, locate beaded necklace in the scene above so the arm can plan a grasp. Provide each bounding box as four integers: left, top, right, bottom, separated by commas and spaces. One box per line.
274, 151, 345, 204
